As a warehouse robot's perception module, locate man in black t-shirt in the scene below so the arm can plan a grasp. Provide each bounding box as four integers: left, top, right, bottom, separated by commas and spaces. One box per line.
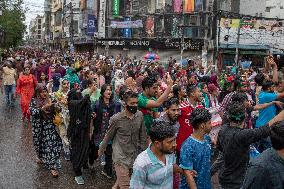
242, 121, 284, 189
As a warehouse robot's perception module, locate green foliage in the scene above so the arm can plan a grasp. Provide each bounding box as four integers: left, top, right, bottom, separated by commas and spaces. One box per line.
0, 0, 26, 48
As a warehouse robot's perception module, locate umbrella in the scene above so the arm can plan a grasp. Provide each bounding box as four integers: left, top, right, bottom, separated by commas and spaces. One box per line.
144, 52, 160, 61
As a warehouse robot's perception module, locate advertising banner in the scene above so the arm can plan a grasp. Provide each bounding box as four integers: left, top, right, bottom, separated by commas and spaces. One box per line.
145, 16, 155, 37
87, 14, 97, 36
110, 20, 143, 28
98, 0, 106, 38
195, 0, 202, 11
173, 0, 182, 13
184, 0, 195, 13
219, 18, 284, 50
113, 0, 120, 16
123, 17, 132, 38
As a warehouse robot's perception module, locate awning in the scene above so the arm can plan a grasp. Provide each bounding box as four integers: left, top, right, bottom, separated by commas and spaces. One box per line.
220, 43, 270, 50
222, 49, 268, 55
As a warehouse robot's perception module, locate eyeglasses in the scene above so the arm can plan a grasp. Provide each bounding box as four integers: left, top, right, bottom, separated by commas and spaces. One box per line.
62, 83, 69, 85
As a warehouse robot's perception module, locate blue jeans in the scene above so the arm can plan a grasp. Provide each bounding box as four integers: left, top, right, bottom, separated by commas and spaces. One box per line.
255, 137, 271, 153
4, 84, 16, 106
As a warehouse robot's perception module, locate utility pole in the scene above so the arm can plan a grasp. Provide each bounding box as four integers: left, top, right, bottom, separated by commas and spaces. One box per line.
180, 1, 185, 64
69, 2, 74, 52
235, 20, 241, 66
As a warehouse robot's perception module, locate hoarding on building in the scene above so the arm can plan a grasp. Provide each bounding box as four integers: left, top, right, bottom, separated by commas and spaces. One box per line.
123, 17, 132, 38
184, 0, 195, 12
220, 18, 284, 50
110, 20, 143, 28
98, 0, 106, 38
87, 14, 97, 36
113, 0, 120, 16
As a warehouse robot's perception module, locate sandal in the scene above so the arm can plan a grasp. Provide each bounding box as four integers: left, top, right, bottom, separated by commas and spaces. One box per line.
51, 169, 59, 178
36, 158, 43, 164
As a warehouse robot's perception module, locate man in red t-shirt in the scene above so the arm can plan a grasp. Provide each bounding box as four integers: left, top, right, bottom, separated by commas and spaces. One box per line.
177, 84, 203, 152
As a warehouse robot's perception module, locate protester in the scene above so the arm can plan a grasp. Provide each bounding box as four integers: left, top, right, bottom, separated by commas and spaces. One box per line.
242, 121, 284, 189
130, 120, 185, 189
53, 79, 70, 160
138, 74, 173, 133
98, 91, 147, 189
179, 108, 212, 189
217, 102, 284, 189
89, 84, 121, 178
0, 61, 17, 107
67, 88, 92, 185
177, 84, 203, 153
30, 84, 62, 178
255, 79, 284, 152
16, 66, 37, 126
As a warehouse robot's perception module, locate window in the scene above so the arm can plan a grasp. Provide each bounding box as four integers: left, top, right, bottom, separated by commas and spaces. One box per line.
265, 7, 271, 12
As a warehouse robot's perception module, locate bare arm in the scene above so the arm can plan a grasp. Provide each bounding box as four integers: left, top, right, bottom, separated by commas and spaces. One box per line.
184, 170, 197, 189
268, 110, 284, 127
145, 86, 172, 109
253, 101, 275, 111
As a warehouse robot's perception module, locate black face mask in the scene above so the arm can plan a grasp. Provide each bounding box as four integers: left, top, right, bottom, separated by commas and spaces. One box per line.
126, 105, 138, 114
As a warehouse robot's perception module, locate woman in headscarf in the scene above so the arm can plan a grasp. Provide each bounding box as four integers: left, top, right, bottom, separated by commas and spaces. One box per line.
53, 78, 71, 161
67, 88, 92, 185
16, 66, 37, 126
63, 67, 80, 89
29, 84, 62, 177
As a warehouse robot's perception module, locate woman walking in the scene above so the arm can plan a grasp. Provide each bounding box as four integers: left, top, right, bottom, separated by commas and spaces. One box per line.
30, 84, 62, 177
67, 88, 92, 185
16, 66, 37, 126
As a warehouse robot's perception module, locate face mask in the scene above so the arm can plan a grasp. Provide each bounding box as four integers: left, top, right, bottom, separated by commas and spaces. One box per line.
126, 105, 138, 114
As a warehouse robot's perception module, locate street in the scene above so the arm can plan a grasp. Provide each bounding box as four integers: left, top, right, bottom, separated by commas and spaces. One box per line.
0, 96, 115, 189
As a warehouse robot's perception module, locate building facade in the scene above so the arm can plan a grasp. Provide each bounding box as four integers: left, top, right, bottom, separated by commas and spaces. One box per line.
29, 15, 44, 47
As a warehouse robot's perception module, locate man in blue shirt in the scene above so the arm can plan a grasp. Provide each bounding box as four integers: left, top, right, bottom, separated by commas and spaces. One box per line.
256, 80, 284, 152
179, 108, 212, 189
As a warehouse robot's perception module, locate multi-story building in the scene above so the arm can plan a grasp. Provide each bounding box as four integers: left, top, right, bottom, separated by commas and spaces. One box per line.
29, 15, 44, 47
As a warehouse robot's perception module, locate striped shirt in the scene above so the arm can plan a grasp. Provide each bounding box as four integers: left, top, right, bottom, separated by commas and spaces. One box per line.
130, 146, 175, 189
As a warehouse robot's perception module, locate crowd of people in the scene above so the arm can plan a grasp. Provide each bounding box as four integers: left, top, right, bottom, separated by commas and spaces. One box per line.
0, 48, 284, 189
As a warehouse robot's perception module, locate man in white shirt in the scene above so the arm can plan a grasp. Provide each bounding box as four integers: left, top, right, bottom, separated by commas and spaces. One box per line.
0, 61, 17, 107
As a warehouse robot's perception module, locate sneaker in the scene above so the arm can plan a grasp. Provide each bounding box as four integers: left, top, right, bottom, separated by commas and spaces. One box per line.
75, 176, 85, 185
101, 171, 112, 179
56, 159, 62, 169
64, 152, 71, 161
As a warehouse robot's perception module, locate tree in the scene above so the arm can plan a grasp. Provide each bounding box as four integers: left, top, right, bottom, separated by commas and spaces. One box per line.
0, 0, 26, 48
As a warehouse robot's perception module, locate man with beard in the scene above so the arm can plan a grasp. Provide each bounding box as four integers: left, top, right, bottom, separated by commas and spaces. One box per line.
67, 88, 92, 185
138, 74, 173, 133
130, 120, 186, 189
98, 91, 147, 189
177, 84, 203, 153
158, 98, 180, 134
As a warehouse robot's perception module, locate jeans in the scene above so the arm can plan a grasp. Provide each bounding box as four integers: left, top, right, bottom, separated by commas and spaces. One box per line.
255, 137, 271, 153
4, 84, 15, 106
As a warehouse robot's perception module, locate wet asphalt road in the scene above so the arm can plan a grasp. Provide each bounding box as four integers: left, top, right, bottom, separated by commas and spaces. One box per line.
0, 96, 115, 189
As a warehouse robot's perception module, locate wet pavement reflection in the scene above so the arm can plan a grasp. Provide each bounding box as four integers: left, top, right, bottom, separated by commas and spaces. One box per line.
0, 97, 115, 189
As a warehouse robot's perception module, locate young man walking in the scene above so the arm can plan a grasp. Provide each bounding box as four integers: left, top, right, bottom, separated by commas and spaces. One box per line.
99, 91, 147, 189
130, 120, 191, 189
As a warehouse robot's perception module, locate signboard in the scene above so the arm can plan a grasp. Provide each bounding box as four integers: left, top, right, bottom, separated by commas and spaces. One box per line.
98, 0, 106, 38
110, 20, 143, 28
184, 0, 195, 13
87, 14, 97, 36
220, 18, 284, 50
95, 38, 204, 50
67, 0, 80, 9
123, 17, 132, 38
113, 0, 120, 16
